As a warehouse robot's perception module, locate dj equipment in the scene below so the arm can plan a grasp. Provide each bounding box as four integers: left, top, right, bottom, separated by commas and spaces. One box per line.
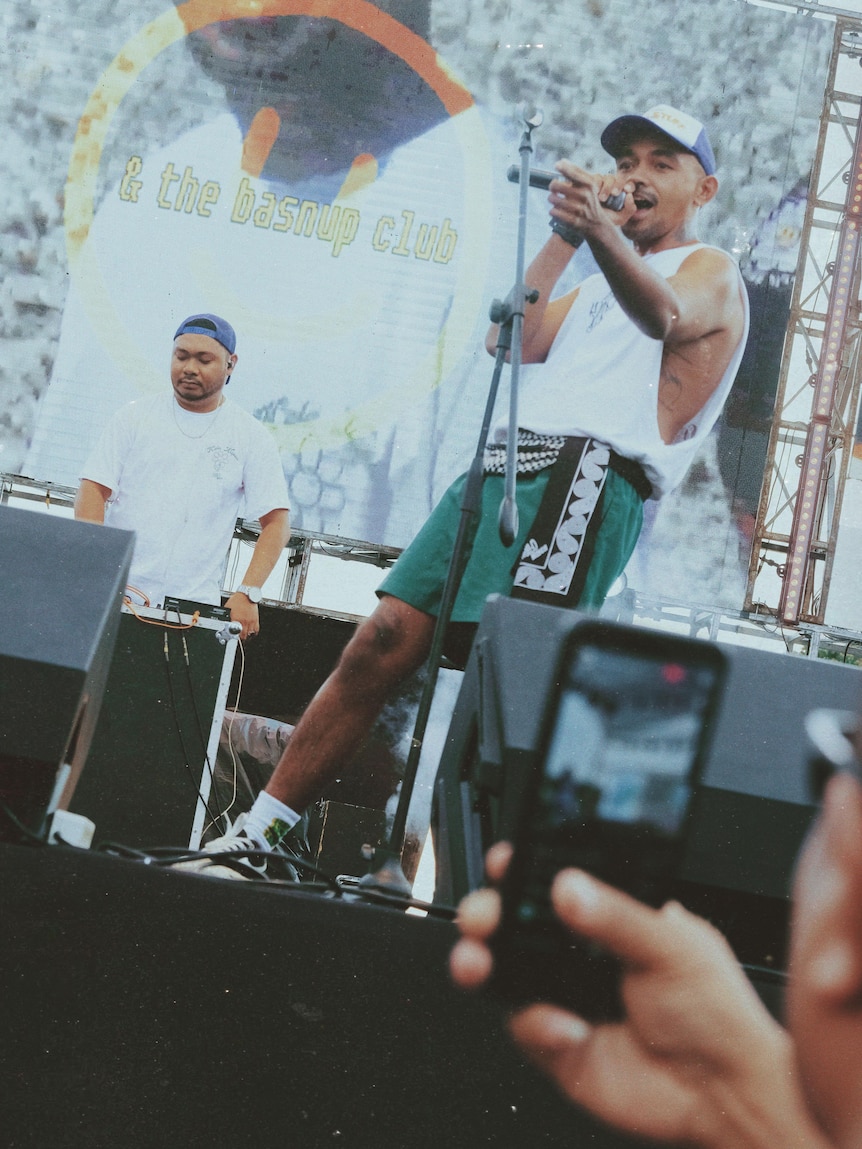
433, 595, 862, 970
0, 505, 133, 840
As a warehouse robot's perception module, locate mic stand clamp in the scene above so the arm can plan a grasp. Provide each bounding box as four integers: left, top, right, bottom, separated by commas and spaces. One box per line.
488, 285, 540, 345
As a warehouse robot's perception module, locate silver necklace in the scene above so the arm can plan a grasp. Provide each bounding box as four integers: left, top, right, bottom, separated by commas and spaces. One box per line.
172, 396, 225, 439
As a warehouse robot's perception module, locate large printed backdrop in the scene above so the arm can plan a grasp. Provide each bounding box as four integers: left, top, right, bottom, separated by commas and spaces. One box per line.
4, 0, 832, 607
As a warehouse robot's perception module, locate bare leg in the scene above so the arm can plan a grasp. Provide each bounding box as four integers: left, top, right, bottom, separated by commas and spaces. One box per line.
264, 595, 436, 812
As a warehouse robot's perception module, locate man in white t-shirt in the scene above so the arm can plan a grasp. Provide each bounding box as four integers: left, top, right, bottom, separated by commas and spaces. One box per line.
75, 313, 290, 639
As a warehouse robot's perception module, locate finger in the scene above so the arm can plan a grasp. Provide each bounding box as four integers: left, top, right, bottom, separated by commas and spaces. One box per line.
554, 159, 589, 185
449, 937, 494, 990
508, 1003, 592, 1069
455, 886, 501, 941
595, 173, 621, 202
485, 840, 512, 884
550, 870, 703, 970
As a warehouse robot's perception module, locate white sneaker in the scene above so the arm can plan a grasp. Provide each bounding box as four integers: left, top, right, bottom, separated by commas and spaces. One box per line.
173, 813, 269, 880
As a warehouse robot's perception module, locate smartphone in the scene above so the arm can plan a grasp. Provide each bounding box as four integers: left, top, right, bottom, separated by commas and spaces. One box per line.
489, 620, 726, 1020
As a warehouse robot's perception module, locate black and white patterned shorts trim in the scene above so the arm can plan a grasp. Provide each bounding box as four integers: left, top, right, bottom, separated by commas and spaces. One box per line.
483, 431, 567, 476
513, 440, 611, 598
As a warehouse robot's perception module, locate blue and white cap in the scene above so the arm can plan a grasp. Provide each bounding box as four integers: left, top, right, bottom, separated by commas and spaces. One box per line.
601, 105, 716, 176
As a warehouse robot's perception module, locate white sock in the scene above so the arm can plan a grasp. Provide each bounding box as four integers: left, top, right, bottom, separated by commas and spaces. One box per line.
243, 791, 301, 850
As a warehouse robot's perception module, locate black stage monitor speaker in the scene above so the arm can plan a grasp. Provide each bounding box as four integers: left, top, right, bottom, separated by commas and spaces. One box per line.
433, 595, 862, 970
0, 504, 134, 839
69, 604, 238, 850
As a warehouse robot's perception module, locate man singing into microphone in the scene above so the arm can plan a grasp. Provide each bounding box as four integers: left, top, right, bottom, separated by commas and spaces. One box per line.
193, 104, 750, 875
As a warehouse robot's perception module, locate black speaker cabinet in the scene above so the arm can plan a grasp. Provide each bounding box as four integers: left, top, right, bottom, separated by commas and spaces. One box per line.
0, 505, 133, 838
433, 595, 862, 969
69, 605, 238, 850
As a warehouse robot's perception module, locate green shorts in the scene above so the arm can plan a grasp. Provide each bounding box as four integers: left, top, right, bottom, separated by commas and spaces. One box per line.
378, 467, 643, 623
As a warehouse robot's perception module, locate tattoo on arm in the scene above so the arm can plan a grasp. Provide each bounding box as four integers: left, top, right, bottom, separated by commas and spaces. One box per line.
659, 364, 684, 413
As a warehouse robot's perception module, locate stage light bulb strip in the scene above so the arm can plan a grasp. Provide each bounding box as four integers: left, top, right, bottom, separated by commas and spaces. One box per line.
779, 129, 862, 623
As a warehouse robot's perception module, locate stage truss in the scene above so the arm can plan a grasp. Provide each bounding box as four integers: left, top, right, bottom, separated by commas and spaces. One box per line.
746, 11, 862, 625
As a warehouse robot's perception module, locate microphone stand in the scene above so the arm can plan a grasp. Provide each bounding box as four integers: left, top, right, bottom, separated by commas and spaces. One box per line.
359, 107, 543, 896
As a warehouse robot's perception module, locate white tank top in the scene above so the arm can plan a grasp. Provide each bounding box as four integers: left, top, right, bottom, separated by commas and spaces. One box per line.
495, 243, 749, 498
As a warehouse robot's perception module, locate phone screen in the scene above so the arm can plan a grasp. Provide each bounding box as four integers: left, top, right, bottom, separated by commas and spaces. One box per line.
491, 624, 724, 1015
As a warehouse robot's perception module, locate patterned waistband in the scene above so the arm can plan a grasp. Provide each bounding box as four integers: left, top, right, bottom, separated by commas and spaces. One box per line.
483, 431, 566, 475
483, 431, 652, 500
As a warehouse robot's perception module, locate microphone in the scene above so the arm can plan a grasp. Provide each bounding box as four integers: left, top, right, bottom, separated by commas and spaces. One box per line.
517, 103, 544, 131
506, 164, 627, 211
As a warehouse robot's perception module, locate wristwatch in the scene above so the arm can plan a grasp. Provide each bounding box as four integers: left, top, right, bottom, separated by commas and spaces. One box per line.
236, 584, 263, 604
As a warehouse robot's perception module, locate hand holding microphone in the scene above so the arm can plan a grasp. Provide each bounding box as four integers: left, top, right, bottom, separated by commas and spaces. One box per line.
508, 162, 631, 248
507, 164, 627, 208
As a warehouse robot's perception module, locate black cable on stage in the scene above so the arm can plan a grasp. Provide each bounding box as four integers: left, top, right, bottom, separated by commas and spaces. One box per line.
349, 885, 457, 920
95, 840, 159, 863
0, 799, 48, 846
42, 822, 458, 918
170, 619, 225, 821
162, 629, 226, 833
162, 844, 344, 892
170, 605, 226, 822
105, 837, 344, 892
180, 633, 223, 796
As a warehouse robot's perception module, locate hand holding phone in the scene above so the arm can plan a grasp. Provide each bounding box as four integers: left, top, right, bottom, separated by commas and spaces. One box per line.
488, 620, 725, 1020
451, 833, 816, 1149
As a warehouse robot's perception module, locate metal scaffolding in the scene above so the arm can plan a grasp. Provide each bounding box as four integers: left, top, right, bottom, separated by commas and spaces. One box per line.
746, 14, 862, 624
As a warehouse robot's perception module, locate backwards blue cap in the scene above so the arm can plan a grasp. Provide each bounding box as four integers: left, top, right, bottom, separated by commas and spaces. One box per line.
173, 313, 237, 355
